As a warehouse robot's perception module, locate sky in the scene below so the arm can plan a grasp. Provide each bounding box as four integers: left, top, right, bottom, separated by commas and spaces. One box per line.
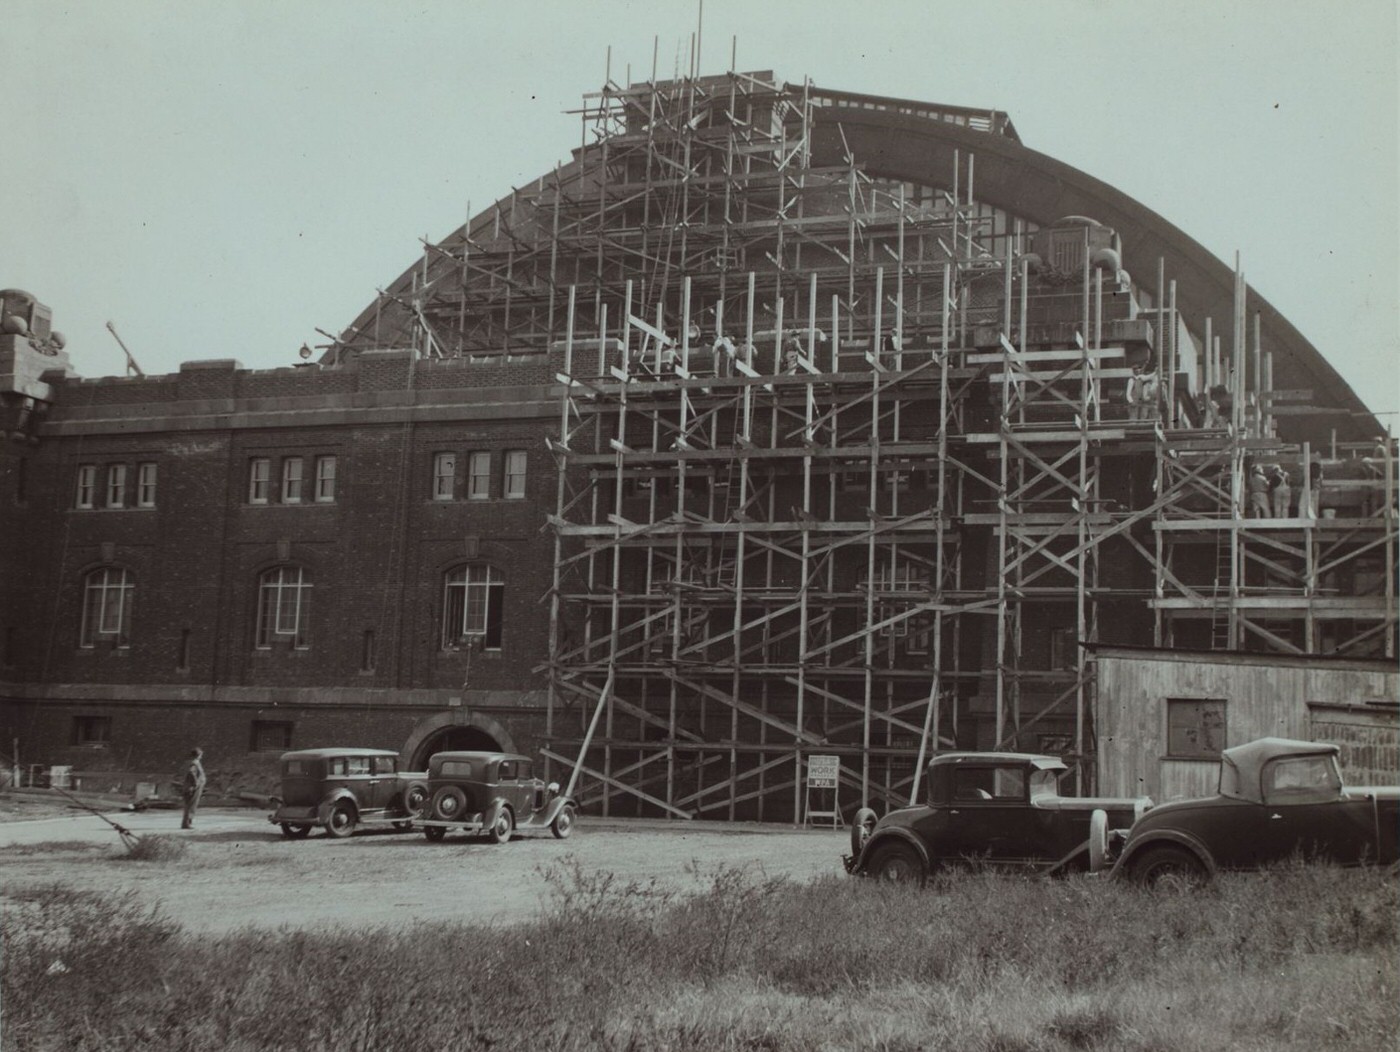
3, 0, 1396, 421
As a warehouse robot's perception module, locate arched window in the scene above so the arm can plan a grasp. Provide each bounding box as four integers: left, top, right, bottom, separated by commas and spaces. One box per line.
442, 564, 503, 650
256, 566, 311, 648
80, 567, 134, 647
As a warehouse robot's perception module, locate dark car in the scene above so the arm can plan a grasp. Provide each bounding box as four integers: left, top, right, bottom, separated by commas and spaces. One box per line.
268, 748, 429, 839
1112, 737, 1400, 885
844, 752, 1152, 883
418, 750, 576, 843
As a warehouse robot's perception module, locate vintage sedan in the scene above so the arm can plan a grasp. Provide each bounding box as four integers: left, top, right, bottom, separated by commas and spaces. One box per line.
1112, 737, 1400, 885
268, 748, 429, 839
418, 750, 576, 843
845, 752, 1151, 883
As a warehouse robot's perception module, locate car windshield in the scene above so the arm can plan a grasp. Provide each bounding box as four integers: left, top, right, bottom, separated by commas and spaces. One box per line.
1029, 769, 1060, 801
1262, 755, 1343, 804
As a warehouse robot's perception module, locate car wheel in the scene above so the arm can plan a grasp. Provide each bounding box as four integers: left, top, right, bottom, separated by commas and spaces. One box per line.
550, 805, 576, 840
1132, 845, 1208, 889
486, 809, 513, 845
431, 786, 468, 822
325, 802, 357, 839
850, 807, 878, 859
280, 822, 311, 839
423, 825, 447, 842
401, 780, 431, 819
868, 842, 925, 886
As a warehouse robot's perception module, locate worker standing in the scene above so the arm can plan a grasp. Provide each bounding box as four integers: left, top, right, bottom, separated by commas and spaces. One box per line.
1270, 465, 1292, 519
1247, 464, 1270, 518
181, 747, 206, 830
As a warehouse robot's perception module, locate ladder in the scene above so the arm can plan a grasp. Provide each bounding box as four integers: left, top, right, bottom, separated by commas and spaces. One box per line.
1209, 526, 1233, 650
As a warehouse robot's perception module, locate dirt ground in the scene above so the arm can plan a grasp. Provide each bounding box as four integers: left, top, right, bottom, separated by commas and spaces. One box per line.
0, 800, 849, 933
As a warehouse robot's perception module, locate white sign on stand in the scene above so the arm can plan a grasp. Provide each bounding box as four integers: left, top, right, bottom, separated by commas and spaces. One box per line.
804, 754, 844, 828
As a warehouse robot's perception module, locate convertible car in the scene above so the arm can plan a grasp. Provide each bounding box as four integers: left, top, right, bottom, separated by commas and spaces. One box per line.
1112, 737, 1400, 885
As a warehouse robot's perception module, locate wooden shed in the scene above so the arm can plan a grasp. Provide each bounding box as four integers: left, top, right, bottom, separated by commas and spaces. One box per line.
1091, 645, 1398, 801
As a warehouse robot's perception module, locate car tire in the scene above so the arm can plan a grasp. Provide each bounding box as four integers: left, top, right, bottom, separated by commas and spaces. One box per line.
850, 807, 878, 859
550, 805, 576, 840
1132, 845, 1207, 889
325, 802, 357, 839
486, 808, 513, 845
431, 786, 468, 822
280, 822, 312, 839
401, 780, 431, 819
423, 825, 447, 842
1087, 809, 1108, 873
868, 842, 925, 886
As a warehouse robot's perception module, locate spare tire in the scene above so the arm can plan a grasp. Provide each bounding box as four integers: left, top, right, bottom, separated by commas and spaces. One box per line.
1088, 809, 1108, 873
431, 785, 468, 822
850, 807, 878, 860
400, 780, 430, 819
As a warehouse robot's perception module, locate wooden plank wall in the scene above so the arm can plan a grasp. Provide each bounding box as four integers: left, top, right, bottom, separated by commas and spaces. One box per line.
1095, 654, 1397, 800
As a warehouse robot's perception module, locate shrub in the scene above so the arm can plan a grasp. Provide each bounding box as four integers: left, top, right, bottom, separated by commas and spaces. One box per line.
121, 834, 188, 862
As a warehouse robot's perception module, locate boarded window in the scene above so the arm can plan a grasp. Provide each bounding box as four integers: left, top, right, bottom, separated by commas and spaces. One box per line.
1166, 698, 1227, 759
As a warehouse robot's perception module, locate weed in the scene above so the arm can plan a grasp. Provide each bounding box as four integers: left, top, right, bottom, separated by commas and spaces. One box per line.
120, 834, 188, 862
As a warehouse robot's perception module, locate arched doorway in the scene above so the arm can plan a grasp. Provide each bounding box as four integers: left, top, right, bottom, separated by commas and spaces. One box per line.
402, 712, 515, 771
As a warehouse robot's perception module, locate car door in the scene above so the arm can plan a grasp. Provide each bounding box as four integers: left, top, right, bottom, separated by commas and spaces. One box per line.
941, 765, 1048, 865
370, 756, 401, 811
345, 755, 377, 811
1257, 755, 1374, 864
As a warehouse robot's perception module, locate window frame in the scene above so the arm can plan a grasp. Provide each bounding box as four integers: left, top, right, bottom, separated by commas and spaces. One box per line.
1165, 697, 1228, 760
137, 462, 158, 507
255, 565, 312, 649
282, 457, 304, 504
468, 451, 492, 500
250, 719, 294, 753
75, 464, 96, 509
248, 458, 271, 504
106, 464, 128, 508
79, 567, 134, 648
503, 450, 527, 499
432, 452, 457, 501
72, 715, 113, 747
314, 455, 337, 503
441, 563, 504, 650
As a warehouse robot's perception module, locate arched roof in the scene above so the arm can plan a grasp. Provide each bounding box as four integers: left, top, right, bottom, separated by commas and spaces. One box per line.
803, 85, 1376, 442
346, 79, 1377, 443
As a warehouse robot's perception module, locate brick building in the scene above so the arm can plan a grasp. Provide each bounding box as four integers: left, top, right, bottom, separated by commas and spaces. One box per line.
2, 73, 1395, 816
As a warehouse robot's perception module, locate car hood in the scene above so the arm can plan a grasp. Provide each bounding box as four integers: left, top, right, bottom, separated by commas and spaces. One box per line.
1343, 786, 1400, 801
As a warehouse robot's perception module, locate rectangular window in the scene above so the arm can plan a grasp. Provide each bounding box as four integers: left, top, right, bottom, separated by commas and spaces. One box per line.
315, 456, 337, 502
504, 450, 527, 499
433, 452, 456, 501
249, 458, 271, 504
72, 715, 112, 747
256, 567, 311, 648
282, 457, 304, 504
80, 568, 133, 647
468, 452, 491, 500
1049, 626, 1075, 670
75, 464, 96, 508
137, 462, 158, 507
106, 464, 127, 508
250, 720, 293, 752
1166, 698, 1227, 759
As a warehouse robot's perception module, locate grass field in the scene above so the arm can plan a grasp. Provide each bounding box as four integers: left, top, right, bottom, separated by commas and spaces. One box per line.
3, 859, 1395, 1051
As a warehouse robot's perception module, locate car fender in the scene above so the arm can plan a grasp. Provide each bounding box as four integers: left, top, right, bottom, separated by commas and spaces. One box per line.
856, 827, 931, 875
1112, 829, 1217, 879
483, 796, 512, 827
537, 794, 575, 825
316, 788, 359, 825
